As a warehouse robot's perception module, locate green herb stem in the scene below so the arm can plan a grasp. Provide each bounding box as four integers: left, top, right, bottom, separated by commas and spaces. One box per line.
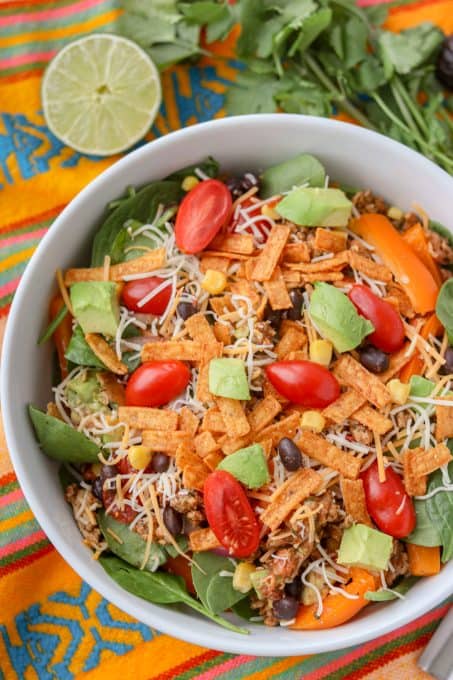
392, 76, 430, 138
38, 304, 68, 345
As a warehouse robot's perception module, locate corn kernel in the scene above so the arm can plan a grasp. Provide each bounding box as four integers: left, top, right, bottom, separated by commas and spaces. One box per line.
128, 445, 152, 470
300, 410, 326, 433
387, 206, 404, 221
202, 269, 227, 295
387, 379, 410, 405
261, 204, 280, 220
309, 339, 333, 367
182, 175, 199, 192
233, 562, 256, 594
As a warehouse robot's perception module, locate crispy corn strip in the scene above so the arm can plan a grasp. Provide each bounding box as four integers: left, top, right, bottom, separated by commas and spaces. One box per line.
141, 340, 203, 362
65, 249, 166, 285
347, 251, 392, 282
260, 469, 322, 531
301, 272, 344, 284
96, 372, 126, 406
334, 355, 391, 409
213, 322, 232, 345
201, 408, 227, 433
210, 233, 255, 255
179, 406, 199, 436
323, 389, 365, 424
378, 344, 412, 382
217, 433, 251, 455
194, 431, 220, 458
230, 280, 260, 307
403, 449, 427, 496
298, 431, 362, 479
340, 478, 372, 526
248, 395, 282, 432
275, 325, 307, 359
200, 255, 230, 274
84, 334, 128, 375
215, 397, 250, 438
204, 451, 224, 470
284, 252, 348, 272
314, 228, 348, 253
282, 242, 310, 263
406, 443, 451, 478
263, 267, 292, 311
249, 224, 291, 281
352, 405, 393, 435
118, 407, 178, 430
189, 527, 221, 551
256, 412, 300, 446
142, 430, 192, 452
436, 399, 453, 440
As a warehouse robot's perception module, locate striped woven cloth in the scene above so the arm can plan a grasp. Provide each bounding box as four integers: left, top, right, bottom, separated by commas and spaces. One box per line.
0, 1, 452, 678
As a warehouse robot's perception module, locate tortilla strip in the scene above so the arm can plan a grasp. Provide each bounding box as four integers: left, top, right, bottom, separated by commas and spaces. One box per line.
323, 389, 365, 424
210, 233, 255, 255
352, 405, 393, 435
141, 340, 202, 362
378, 344, 412, 382
118, 406, 178, 430
213, 322, 232, 345
263, 267, 292, 310
387, 283, 415, 318
260, 469, 322, 531
249, 224, 291, 281
284, 252, 348, 273
204, 451, 224, 470
183, 466, 210, 491
215, 397, 250, 437
334, 355, 391, 409
201, 408, 227, 433
65, 249, 166, 286
230, 280, 260, 308
178, 406, 199, 436
194, 431, 220, 458
314, 228, 348, 254
347, 251, 392, 282
142, 430, 192, 452
256, 412, 300, 446
185, 314, 222, 402
406, 443, 451, 478
96, 371, 126, 406
298, 431, 362, 479
275, 325, 307, 359
282, 270, 302, 284
286, 349, 308, 361
403, 449, 427, 496
340, 478, 372, 526
200, 255, 230, 274
436, 399, 453, 440
301, 272, 344, 284
282, 242, 310, 263
84, 334, 128, 375
185, 313, 217, 346
189, 527, 221, 551
218, 434, 251, 455
248, 394, 282, 432
209, 295, 233, 316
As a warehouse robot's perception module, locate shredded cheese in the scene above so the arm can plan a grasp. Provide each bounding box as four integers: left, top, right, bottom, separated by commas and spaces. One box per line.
374, 431, 386, 482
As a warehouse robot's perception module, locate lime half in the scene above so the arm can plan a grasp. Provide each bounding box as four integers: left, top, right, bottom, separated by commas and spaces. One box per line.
42, 34, 161, 156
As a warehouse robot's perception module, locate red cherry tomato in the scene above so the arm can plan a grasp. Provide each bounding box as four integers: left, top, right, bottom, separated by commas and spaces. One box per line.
231, 197, 272, 242
348, 284, 405, 353
204, 470, 260, 558
175, 179, 232, 253
125, 361, 191, 407
121, 276, 171, 315
265, 360, 340, 408
361, 461, 416, 538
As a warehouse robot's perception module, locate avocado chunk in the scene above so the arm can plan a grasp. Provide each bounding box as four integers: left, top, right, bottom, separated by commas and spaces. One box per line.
310, 282, 374, 353
70, 281, 119, 337
217, 444, 269, 489
65, 371, 104, 411
260, 153, 326, 198
276, 187, 352, 227
337, 524, 393, 571
250, 569, 269, 599
208, 358, 251, 400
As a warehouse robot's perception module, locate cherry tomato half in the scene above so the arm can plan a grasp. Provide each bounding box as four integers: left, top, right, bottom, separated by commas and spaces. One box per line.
348, 284, 405, 353
204, 470, 260, 558
125, 361, 191, 407
121, 276, 172, 315
231, 197, 272, 243
265, 360, 340, 408
175, 179, 232, 254
361, 461, 416, 538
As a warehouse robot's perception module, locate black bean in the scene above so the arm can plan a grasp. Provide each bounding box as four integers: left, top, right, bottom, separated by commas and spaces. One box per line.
92, 477, 103, 501
264, 305, 282, 330
436, 35, 453, 90
150, 452, 170, 473
177, 301, 197, 320
359, 346, 389, 374
285, 578, 302, 600
225, 173, 260, 200
287, 289, 304, 321
163, 506, 182, 536
277, 437, 302, 471
440, 346, 453, 375
273, 596, 299, 621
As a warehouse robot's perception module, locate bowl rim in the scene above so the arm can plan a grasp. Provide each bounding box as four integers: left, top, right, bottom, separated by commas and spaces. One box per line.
2, 114, 453, 656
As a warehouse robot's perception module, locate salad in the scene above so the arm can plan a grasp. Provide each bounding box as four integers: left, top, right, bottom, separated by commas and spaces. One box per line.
31, 153, 453, 633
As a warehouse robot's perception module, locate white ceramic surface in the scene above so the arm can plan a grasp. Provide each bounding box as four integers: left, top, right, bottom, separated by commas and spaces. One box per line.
2, 115, 453, 656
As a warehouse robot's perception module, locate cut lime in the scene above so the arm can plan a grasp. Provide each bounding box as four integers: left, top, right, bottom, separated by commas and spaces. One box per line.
42, 34, 161, 156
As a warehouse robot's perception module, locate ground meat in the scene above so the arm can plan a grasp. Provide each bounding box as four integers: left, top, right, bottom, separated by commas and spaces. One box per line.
427, 229, 453, 267
385, 540, 409, 586
350, 423, 373, 446
65, 483, 105, 552
323, 523, 345, 554
313, 492, 342, 529
250, 596, 278, 626
170, 490, 201, 514
402, 212, 420, 229
353, 190, 387, 215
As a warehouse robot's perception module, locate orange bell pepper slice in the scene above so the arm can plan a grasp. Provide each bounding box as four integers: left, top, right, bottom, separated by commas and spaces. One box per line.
49, 294, 73, 379
407, 544, 441, 576
402, 223, 443, 287
400, 313, 444, 383
351, 214, 439, 314
291, 567, 377, 630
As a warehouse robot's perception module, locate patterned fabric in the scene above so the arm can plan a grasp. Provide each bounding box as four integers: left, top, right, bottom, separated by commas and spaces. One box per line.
0, 0, 452, 677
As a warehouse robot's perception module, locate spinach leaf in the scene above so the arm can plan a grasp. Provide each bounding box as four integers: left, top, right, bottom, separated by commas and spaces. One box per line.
405, 499, 441, 547
365, 576, 419, 601
65, 326, 106, 369
99, 511, 168, 572
165, 156, 219, 182
191, 552, 245, 615
58, 463, 79, 491
99, 555, 248, 634
122, 351, 141, 374
426, 461, 453, 562
260, 153, 326, 197
91, 181, 182, 266
29, 405, 100, 463
232, 597, 257, 621
436, 279, 453, 345
430, 220, 453, 250
165, 536, 188, 557
38, 305, 68, 345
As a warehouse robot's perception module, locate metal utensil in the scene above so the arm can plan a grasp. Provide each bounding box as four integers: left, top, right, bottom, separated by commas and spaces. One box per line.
418, 606, 453, 679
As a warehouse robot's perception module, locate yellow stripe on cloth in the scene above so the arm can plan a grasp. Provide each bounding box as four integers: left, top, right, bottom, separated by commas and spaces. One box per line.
0, 508, 34, 532
0, 246, 37, 274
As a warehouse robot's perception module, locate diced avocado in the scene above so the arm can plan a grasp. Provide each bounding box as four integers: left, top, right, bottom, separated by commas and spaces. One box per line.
409, 375, 434, 398
70, 281, 119, 337
217, 444, 269, 489
260, 153, 326, 197
250, 568, 269, 599
65, 372, 104, 411
310, 282, 374, 353
276, 187, 352, 227
208, 358, 251, 400
337, 524, 393, 571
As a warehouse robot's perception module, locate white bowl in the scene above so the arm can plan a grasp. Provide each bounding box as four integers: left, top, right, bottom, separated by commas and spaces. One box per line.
3, 115, 453, 656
